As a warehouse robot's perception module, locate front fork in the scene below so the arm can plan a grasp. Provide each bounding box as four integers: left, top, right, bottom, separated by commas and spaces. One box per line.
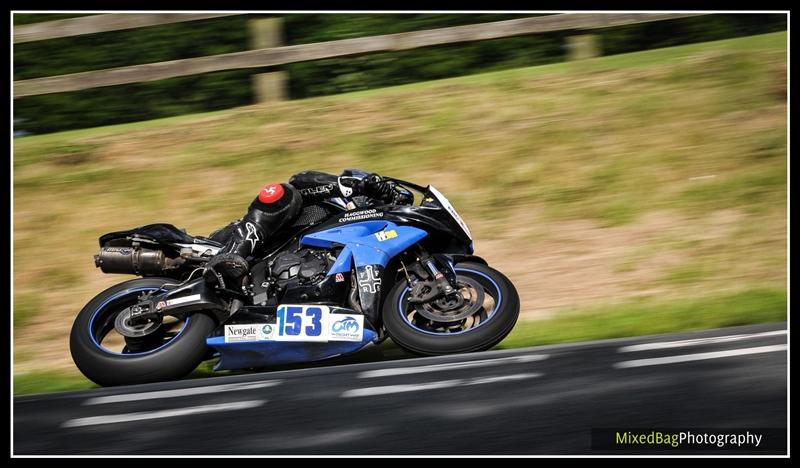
403, 247, 459, 304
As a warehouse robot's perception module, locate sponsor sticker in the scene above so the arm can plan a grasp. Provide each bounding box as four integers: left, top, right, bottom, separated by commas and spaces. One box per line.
374, 229, 398, 242
335, 273, 345, 282
338, 209, 382, 223
260, 323, 275, 340
329, 314, 364, 342
165, 294, 201, 307
224, 324, 260, 343
224, 323, 276, 343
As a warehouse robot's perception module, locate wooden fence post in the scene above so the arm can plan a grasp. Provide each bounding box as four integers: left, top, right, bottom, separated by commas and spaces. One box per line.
566, 34, 601, 60
249, 17, 288, 103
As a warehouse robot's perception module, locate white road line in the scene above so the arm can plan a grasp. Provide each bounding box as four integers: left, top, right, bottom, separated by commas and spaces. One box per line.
83, 381, 282, 405
614, 344, 787, 369
466, 373, 542, 386
62, 400, 265, 428
342, 373, 541, 398
358, 354, 549, 378
618, 330, 787, 353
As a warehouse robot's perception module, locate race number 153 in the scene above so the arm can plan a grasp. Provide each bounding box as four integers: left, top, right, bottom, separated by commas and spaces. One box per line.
275, 305, 330, 342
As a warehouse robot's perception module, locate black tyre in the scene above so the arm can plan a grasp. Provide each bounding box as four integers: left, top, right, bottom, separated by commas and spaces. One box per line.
383, 262, 520, 355
70, 277, 218, 387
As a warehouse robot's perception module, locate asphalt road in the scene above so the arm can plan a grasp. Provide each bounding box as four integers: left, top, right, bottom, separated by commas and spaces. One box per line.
14, 322, 787, 455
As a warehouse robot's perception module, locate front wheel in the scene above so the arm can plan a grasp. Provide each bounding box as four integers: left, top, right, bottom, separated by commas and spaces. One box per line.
383, 262, 520, 355
70, 277, 218, 387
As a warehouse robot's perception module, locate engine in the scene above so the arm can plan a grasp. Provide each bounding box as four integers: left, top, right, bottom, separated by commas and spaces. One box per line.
269, 249, 332, 287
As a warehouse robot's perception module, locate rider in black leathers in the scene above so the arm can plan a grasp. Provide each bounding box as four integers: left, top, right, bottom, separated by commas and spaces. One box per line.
203, 169, 413, 288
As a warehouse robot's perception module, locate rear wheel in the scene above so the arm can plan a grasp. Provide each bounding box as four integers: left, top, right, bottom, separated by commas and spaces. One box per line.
70, 277, 218, 387
382, 262, 519, 355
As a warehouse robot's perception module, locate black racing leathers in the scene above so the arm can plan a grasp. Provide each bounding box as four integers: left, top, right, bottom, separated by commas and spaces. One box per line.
289, 169, 366, 204
205, 169, 388, 287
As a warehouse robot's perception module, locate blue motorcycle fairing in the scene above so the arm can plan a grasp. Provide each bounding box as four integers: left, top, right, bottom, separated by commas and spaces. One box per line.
207, 329, 379, 370
300, 221, 428, 274
301, 220, 427, 324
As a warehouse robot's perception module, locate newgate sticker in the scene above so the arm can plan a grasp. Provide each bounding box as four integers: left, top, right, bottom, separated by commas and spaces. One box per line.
224, 324, 275, 343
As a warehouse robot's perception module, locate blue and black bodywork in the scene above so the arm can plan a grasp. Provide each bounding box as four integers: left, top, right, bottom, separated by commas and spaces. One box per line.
76, 177, 519, 387
76, 171, 522, 390
203, 182, 481, 370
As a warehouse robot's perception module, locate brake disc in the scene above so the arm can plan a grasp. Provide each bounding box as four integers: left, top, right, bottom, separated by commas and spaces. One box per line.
414, 277, 485, 323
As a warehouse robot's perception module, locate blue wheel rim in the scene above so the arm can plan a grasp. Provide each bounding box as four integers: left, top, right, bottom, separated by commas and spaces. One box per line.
88, 287, 191, 356
398, 268, 502, 336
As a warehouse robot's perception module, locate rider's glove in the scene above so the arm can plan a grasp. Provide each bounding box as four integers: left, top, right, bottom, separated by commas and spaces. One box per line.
363, 173, 414, 206
390, 185, 414, 205
362, 173, 387, 199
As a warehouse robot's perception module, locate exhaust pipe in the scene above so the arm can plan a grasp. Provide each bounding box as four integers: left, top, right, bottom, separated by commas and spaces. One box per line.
95, 247, 180, 275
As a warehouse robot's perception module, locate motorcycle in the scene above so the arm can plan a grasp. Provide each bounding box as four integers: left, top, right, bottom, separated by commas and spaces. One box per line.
70, 177, 520, 386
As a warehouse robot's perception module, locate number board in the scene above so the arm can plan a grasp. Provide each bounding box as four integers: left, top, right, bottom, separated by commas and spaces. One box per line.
223, 305, 365, 343
275, 305, 330, 342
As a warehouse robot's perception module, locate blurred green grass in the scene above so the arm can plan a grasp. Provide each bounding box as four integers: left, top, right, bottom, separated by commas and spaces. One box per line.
13, 32, 786, 392
497, 288, 786, 349
14, 371, 95, 395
